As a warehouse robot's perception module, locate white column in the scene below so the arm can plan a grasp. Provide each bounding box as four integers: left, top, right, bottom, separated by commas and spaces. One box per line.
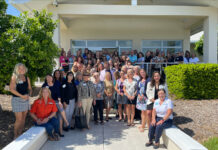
203, 15, 217, 63
52, 13, 61, 69
131, 0, 137, 6
183, 29, 191, 52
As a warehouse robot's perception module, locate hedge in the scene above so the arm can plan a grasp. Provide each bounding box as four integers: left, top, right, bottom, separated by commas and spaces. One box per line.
164, 64, 218, 99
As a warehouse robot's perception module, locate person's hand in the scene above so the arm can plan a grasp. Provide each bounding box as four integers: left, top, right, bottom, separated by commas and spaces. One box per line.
127, 95, 131, 100
21, 95, 29, 100
97, 93, 101, 98
41, 118, 49, 124
93, 100, 96, 106
120, 93, 124, 96
78, 101, 82, 107
36, 119, 42, 125
151, 119, 156, 126
156, 119, 164, 125
152, 98, 155, 102
131, 96, 135, 100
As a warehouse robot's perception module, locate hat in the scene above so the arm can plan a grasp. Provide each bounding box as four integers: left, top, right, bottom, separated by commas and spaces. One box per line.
83, 71, 90, 76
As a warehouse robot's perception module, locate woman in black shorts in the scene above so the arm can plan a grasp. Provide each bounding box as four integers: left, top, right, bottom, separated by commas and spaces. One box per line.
123, 69, 138, 126
146, 71, 168, 130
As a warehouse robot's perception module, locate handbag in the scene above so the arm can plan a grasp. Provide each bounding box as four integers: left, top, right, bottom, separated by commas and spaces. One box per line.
75, 106, 87, 129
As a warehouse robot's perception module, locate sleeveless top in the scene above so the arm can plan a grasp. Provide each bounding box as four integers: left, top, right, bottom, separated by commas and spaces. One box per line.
13, 76, 28, 97
117, 79, 124, 93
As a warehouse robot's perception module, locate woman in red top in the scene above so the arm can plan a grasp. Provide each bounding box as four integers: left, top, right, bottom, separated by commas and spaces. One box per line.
30, 87, 60, 141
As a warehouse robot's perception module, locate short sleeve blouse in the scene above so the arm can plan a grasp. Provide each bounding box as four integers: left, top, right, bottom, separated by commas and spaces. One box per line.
153, 98, 173, 119
124, 79, 138, 96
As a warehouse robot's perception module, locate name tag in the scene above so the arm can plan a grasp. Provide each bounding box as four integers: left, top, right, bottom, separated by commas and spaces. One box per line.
83, 83, 87, 86
48, 102, 53, 104
18, 80, 23, 84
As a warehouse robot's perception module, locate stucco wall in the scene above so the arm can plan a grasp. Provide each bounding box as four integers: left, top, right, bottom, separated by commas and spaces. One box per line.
60, 16, 190, 52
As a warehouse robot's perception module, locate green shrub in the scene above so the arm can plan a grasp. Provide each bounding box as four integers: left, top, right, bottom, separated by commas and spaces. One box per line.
165, 64, 218, 99
203, 137, 218, 150
0, 9, 60, 92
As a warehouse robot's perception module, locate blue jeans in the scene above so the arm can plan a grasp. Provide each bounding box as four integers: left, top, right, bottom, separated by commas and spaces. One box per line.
35, 117, 60, 137
148, 117, 173, 143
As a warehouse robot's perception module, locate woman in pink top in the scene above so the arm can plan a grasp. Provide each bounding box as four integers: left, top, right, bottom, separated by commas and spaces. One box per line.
59, 51, 69, 72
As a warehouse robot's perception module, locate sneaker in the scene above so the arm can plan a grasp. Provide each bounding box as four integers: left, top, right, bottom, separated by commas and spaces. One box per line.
94, 121, 98, 125
153, 143, 159, 149
145, 142, 153, 147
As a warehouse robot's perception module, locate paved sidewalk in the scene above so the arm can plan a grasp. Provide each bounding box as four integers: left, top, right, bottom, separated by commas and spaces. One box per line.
40, 115, 166, 150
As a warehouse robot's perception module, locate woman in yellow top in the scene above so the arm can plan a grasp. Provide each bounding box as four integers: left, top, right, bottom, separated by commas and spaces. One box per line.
104, 72, 114, 122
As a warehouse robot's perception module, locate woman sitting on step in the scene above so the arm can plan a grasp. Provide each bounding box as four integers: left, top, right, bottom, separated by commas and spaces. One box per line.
145, 89, 173, 149
30, 87, 60, 141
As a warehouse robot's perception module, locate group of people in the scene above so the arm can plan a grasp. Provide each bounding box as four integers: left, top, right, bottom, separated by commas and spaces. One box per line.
59, 48, 199, 73
10, 48, 176, 149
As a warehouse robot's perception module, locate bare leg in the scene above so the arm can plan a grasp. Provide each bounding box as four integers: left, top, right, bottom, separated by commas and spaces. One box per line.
130, 105, 135, 125
60, 111, 69, 127
123, 104, 127, 120
126, 104, 131, 124
14, 112, 23, 139
18, 111, 28, 135
118, 104, 122, 120
59, 119, 63, 134
147, 110, 152, 130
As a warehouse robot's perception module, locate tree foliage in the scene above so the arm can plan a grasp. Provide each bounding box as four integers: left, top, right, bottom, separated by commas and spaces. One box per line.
194, 35, 203, 55
0, 6, 60, 92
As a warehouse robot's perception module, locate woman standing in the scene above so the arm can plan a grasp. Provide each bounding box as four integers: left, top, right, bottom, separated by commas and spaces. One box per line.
59, 51, 69, 72
146, 89, 173, 149
30, 87, 60, 141
123, 69, 138, 126
42, 75, 70, 136
74, 56, 84, 72
10, 63, 32, 139
61, 72, 78, 129
146, 71, 168, 130
104, 72, 114, 122
136, 69, 150, 132
78, 71, 96, 129
115, 70, 127, 121
93, 72, 105, 125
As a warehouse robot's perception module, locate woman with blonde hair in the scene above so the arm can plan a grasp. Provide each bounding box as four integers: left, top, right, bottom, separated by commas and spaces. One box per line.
123, 69, 138, 126
104, 72, 114, 121
30, 87, 60, 141
10, 63, 32, 139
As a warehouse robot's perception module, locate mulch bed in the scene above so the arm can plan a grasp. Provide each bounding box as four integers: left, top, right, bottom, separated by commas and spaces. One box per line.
0, 93, 217, 149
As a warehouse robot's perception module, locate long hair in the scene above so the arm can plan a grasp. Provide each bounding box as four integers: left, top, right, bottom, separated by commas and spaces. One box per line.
139, 69, 148, 81
38, 87, 52, 100
12, 63, 28, 83
44, 74, 53, 84
65, 71, 75, 84
53, 70, 63, 83
150, 71, 165, 87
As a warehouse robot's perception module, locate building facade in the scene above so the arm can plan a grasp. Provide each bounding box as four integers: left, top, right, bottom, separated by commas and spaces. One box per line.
10, 0, 218, 63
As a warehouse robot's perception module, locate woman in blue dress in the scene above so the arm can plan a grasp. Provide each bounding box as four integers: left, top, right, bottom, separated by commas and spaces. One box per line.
136, 69, 150, 132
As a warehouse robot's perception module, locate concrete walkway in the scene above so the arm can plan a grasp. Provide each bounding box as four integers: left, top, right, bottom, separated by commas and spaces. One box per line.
40, 115, 166, 150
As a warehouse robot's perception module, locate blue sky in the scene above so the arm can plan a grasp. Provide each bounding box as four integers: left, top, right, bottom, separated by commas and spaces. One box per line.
6, 0, 20, 17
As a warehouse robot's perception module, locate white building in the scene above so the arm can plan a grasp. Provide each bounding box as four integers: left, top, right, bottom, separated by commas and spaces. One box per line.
10, 0, 218, 63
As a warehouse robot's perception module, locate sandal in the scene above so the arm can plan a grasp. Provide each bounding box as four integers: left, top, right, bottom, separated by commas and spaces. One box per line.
127, 122, 131, 126
131, 123, 135, 126
139, 127, 144, 132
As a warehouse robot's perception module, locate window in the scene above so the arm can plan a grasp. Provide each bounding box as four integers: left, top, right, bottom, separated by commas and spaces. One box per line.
71, 40, 132, 55
142, 40, 183, 55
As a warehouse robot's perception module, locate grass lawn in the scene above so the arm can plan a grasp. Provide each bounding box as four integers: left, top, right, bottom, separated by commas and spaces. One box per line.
203, 137, 218, 150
